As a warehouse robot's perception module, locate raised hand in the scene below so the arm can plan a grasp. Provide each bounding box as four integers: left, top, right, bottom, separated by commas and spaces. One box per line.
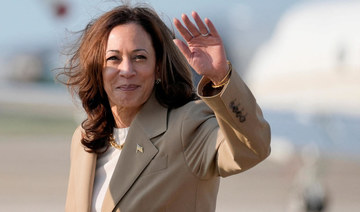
173, 11, 229, 85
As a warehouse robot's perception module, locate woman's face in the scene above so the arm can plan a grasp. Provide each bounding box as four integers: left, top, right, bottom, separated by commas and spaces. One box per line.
103, 23, 157, 113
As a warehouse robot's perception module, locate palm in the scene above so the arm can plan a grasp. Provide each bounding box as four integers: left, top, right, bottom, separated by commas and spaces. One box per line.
187, 36, 224, 75
173, 12, 228, 84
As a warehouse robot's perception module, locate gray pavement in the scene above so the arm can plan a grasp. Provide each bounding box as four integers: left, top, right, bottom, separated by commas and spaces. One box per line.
1, 101, 359, 212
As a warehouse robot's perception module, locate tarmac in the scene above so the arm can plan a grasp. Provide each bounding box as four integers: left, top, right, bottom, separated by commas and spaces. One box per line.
1, 94, 359, 212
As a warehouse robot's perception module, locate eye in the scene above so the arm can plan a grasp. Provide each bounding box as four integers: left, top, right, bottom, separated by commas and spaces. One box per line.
106, 56, 119, 61
134, 55, 147, 61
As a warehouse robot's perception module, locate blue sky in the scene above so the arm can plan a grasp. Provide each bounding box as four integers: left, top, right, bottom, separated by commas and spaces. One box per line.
0, 0, 309, 78
0, 0, 302, 53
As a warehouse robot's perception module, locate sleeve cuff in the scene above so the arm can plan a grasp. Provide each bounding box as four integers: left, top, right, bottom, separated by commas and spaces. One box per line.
197, 75, 230, 98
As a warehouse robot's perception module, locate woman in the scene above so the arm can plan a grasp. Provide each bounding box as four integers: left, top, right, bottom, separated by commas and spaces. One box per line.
62, 5, 271, 212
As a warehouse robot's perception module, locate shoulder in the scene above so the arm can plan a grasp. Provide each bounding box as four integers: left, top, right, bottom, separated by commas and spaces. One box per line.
71, 125, 84, 144
69, 125, 85, 158
170, 99, 215, 122
168, 100, 218, 140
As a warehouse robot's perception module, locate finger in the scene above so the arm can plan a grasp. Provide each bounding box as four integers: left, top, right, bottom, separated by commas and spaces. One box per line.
181, 14, 201, 37
192, 11, 209, 35
173, 18, 193, 42
205, 18, 220, 37
173, 39, 191, 61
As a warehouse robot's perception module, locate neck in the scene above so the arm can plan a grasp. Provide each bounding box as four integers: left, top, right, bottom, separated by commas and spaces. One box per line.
111, 106, 140, 128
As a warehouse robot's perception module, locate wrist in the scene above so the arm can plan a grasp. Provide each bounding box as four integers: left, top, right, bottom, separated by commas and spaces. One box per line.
211, 60, 232, 88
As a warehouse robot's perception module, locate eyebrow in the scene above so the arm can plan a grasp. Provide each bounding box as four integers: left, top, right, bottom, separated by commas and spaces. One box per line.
106, 50, 119, 54
106, 49, 148, 54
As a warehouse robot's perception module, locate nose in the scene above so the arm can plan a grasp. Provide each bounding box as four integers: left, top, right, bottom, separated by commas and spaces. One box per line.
118, 58, 136, 78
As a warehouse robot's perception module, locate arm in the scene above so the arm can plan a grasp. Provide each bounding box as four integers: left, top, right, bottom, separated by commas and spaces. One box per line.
179, 69, 270, 179
198, 69, 271, 177
174, 11, 270, 178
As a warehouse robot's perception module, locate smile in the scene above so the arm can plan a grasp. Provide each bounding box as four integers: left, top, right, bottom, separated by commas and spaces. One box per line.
117, 84, 140, 91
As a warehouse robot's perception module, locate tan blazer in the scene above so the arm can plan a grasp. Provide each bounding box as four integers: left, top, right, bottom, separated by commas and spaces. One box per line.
65, 71, 271, 212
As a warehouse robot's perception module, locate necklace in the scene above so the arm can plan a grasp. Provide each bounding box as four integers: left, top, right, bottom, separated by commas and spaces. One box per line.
108, 134, 124, 150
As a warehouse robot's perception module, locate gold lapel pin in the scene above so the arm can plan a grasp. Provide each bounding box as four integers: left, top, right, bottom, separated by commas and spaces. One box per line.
136, 144, 144, 153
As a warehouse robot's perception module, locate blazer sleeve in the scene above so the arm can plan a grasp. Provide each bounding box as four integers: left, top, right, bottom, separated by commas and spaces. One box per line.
189, 70, 271, 178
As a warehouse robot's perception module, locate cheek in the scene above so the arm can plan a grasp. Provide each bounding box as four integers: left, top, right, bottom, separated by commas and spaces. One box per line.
142, 75, 155, 95
145, 70, 156, 87
102, 68, 115, 93
140, 71, 156, 97
103, 67, 116, 80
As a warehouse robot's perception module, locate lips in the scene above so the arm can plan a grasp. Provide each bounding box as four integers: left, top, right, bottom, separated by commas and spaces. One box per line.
116, 84, 140, 91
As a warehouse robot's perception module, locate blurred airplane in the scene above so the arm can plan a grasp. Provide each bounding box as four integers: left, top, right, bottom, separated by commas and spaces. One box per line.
247, 0, 360, 116
247, 0, 360, 157
246, 1, 360, 211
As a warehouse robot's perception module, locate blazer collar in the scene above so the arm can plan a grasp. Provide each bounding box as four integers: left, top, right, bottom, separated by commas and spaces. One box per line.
102, 92, 168, 211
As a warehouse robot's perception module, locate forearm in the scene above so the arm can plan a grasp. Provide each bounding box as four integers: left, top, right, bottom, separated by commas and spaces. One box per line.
198, 70, 271, 177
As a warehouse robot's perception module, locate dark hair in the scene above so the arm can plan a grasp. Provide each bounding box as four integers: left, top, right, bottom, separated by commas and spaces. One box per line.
58, 5, 197, 153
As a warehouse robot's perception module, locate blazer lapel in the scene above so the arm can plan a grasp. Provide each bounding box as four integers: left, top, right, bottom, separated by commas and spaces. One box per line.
102, 93, 168, 211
